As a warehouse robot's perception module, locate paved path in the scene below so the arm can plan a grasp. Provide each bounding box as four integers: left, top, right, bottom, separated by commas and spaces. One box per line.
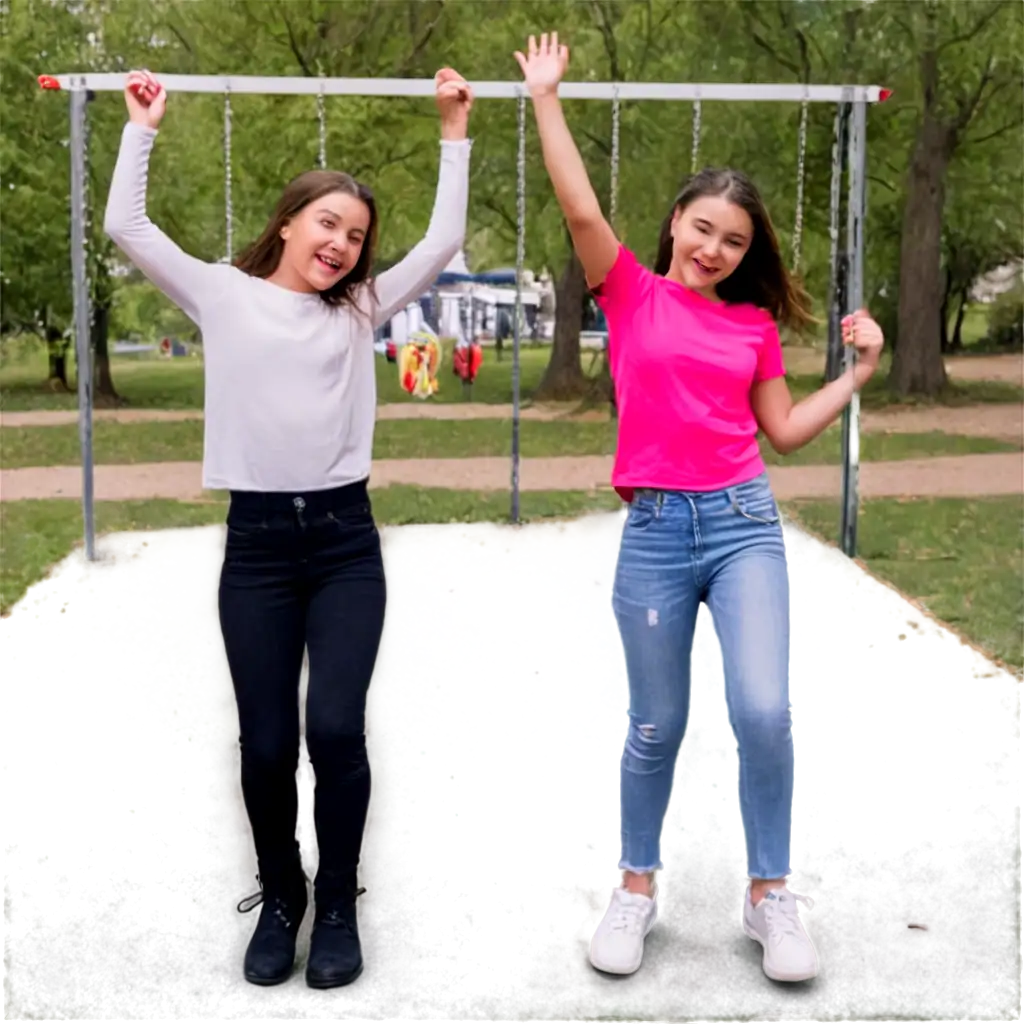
4, 401, 1021, 440
2, 452, 1021, 502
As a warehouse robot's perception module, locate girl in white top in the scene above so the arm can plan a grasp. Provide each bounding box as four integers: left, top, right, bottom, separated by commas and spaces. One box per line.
105, 68, 474, 991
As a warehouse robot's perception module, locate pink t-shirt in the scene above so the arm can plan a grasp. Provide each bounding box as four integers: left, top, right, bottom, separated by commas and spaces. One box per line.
593, 245, 785, 498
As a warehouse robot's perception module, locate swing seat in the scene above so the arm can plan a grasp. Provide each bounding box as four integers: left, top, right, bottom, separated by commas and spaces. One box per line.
452, 342, 483, 383
398, 328, 442, 399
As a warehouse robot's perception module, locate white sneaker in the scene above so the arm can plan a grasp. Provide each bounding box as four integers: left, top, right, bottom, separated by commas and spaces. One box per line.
588, 886, 658, 975
743, 886, 819, 982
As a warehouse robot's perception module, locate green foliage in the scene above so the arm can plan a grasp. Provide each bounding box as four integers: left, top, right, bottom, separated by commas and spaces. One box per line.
2, 0, 1022, 394
983, 282, 1024, 352
109, 276, 197, 342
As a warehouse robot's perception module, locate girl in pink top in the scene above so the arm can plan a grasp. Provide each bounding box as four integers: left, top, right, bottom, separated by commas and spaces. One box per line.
516, 33, 884, 984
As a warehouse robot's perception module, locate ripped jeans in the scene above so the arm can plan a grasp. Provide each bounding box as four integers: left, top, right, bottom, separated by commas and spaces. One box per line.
611, 472, 792, 880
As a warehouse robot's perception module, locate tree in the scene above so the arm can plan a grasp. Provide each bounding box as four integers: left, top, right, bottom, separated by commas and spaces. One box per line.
938, 58, 1023, 353
686, 0, 1023, 394
940, 218, 1020, 354
0, 3, 83, 387
0, 0, 193, 403
887, 0, 1023, 395
11, 0, 1020, 405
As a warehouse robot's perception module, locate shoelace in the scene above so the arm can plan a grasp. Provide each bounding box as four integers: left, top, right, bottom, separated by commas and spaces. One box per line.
235, 880, 368, 921
317, 889, 367, 929
237, 893, 296, 929
763, 891, 814, 944
609, 894, 650, 934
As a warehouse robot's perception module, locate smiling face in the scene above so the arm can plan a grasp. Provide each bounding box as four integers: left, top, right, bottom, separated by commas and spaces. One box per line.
235, 170, 379, 308
277, 191, 372, 293
666, 195, 754, 300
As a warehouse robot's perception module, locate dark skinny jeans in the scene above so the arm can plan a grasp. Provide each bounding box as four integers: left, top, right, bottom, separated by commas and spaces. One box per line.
217, 480, 386, 897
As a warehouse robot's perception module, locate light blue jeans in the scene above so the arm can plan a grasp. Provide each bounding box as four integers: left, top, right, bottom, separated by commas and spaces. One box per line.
612, 471, 792, 880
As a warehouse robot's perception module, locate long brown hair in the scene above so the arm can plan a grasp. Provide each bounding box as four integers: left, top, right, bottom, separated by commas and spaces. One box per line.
234, 170, 379, 309
653, 168, 813, 332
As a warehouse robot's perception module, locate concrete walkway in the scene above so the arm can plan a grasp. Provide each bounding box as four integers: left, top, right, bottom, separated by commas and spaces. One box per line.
2, 451, 1021, 502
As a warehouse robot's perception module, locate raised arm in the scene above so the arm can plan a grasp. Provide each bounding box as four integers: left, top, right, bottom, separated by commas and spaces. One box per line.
103, 70, 215, 325
372, 68, 474, 328
515, 33, 619, 289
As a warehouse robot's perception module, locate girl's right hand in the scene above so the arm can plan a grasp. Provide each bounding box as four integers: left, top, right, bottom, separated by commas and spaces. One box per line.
514, 32, 570, 98
125, 69, 166, 129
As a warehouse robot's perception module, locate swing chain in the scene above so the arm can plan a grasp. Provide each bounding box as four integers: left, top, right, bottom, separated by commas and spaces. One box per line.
691, 89, 702, 174
827, 103, 842, 292
792, 91, 810, 272
82, 83, 95, 356
609, 85, 621, 229
515, 91, 526, 292
317, 79, 327, 170
223, 84, 233, 263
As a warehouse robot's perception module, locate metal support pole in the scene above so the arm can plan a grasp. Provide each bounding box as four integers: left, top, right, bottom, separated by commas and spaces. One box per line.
69, 83, 95, 561
511, 91, 526, 523
840, 99, 867, 558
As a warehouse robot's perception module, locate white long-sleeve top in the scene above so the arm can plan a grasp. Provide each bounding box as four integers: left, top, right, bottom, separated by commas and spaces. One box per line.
104, 122, 471, 492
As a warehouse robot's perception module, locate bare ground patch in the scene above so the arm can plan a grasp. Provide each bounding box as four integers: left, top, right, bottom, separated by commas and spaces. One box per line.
3, 452, 1020, 502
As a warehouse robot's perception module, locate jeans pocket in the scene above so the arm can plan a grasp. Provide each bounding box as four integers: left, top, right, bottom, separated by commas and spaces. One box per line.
225, 518, 269, 540
325, 504, 380, 555
625, 501, 657, 531
730, 478, 780, 525
326, 501, 374, 527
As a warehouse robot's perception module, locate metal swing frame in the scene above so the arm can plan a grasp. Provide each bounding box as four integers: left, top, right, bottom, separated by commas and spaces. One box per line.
48, 73, 885, 559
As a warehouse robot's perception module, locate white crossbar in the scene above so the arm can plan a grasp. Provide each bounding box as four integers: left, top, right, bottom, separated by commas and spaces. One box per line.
50, 73, 885, 104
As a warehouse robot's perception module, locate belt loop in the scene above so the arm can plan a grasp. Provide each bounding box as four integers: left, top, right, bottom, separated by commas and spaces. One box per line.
656, 491, 665, 517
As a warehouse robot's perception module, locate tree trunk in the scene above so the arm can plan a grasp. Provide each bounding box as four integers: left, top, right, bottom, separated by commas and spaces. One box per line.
91, 300, 122, 406
888, 118, 951, 396
951, 287, 970, 351
45, 324, 70, 390
532, 249, 588, 401
939, 267, 952, 353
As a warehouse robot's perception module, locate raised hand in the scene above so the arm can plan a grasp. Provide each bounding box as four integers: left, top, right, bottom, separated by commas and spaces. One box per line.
124, 69, 166, 129
435, 67, 473, 140
514, 32, 570, 98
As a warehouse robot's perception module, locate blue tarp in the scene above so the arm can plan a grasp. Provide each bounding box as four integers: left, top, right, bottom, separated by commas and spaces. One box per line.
434, 267, 517, 286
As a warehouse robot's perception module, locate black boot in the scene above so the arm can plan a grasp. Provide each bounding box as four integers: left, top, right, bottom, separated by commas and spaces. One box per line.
305, 872, 366, 989
237, 860, 308, 986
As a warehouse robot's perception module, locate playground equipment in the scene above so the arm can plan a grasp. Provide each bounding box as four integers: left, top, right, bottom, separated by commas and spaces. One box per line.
399, 327, 442, 399
452, 338, 483, 393
39, 72, 888, 559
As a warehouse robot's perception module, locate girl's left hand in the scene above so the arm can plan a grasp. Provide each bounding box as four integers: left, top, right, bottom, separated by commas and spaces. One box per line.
842, 309, 884, 388
842, 309, 884, 369
435, 67, 473, 139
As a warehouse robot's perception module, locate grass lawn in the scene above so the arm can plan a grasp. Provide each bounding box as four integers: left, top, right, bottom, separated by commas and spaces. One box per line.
3, 492, 1019, 673
784, 495, 1023, 672
3, 346, 1021, 412
0, 347, 560, 411
1, 418, 1018, 469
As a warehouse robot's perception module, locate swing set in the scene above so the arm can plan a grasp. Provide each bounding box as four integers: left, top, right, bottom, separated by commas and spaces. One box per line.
39, 72, 888, 559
